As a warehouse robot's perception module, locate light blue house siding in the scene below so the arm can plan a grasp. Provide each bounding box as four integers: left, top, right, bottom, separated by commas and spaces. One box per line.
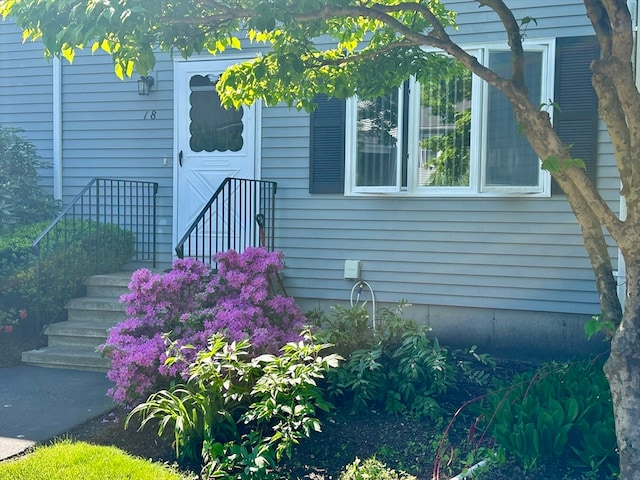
0, 21, 54, 192
55, 51, 176, 260
0, 0, 622, 358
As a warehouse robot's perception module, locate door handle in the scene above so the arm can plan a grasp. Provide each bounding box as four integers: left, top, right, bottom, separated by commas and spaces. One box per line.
178, 150, 183, 167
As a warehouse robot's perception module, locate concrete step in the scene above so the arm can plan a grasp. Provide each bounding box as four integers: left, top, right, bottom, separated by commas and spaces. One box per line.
21, 345, 110, 373
22, 268, 167, 372
65, 297, 127, 323
85, 273, 132, 298
45, 320, 119, 348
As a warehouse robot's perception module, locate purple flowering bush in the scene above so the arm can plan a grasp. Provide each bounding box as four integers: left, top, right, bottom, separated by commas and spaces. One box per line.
101, 247, 306, 404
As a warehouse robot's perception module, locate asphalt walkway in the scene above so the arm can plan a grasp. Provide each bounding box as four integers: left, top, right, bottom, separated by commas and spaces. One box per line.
0, 365, 114, 460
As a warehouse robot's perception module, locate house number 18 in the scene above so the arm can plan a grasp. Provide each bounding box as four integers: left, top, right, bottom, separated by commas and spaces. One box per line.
144, 110, 157, 120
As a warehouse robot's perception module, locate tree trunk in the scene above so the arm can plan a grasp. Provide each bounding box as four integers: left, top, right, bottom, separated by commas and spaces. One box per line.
508, 102, 623, 325
605, 261, 640, 480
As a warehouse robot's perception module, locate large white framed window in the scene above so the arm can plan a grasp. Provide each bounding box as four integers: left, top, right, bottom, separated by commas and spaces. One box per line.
345, 40, 554, 196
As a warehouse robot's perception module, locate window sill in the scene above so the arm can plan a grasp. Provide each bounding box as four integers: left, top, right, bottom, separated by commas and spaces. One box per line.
344, 191, 552, 199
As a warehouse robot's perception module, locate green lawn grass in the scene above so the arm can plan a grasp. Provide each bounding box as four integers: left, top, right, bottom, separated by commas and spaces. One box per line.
0, 440, 188, 480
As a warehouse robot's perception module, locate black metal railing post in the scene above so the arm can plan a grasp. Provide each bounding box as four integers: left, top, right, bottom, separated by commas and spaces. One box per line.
152, 182, 158, 267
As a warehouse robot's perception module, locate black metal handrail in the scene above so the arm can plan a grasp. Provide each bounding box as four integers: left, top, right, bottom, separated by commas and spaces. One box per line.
31, 178, 158, 328
175, 177, 277, 264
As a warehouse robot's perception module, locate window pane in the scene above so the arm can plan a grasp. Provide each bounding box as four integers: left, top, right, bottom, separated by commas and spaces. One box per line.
356, 91, 399, 187
189, 74, 244, 153
485, 51, 542, 187
418, 59, 472, 187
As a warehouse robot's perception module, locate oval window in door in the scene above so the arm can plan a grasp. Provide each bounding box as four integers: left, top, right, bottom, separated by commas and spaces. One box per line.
189, 74, 244, 152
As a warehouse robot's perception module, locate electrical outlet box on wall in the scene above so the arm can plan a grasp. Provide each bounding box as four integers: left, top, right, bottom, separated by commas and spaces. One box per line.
344, 260, 361, 280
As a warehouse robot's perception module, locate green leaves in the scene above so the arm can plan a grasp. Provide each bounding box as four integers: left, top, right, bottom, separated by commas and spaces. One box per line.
541, 155, 586, 174
319, 301, 492, 420
340, 456, 417, 480
129, 330, 339, 478
0, 218, 134, 330
3, 0, 460, 106
475, 359, 618, 476
584, 313, 617, 341
0, 127, 59, 233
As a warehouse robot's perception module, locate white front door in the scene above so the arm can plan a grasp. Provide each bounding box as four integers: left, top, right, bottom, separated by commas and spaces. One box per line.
174, 59, 258, 245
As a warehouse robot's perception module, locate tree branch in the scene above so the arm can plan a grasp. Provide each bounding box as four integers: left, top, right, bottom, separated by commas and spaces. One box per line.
602, 0, 634, 60
310, 41, 415, 67
475, 0, 526, 89
591, 64, 633, 197
508, 99, 625, 241
565, 165, 625, 239
587, 1, 640, 226
555, 172, 623, 322
155, 2, 518, 102
276, 2, 521, 100
158, 10, 250, 26
585, 0, 613, 56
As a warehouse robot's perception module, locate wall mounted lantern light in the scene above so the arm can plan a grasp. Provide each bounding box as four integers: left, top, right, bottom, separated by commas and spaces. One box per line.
138, 75, 155, 95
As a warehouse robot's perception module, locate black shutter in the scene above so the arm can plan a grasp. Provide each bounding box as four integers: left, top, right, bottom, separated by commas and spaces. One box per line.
553, 36, 600, 194
309, 94, 346, 193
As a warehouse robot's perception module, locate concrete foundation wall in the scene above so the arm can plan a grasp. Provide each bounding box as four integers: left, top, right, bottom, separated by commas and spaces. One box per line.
297, 298, 608, 362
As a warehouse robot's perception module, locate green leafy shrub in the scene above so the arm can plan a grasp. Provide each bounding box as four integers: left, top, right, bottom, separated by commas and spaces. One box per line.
474, 358, 617, 476
0, 221, 49, 330
339, 457, 417, 480
317, 301, 494, 419
330, 332, 456, 419
0, 126, 60, 234
0, 221, 48, 275
0, 219, 135, 330
127, 330, 340, 479
312, 304, 376, 357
